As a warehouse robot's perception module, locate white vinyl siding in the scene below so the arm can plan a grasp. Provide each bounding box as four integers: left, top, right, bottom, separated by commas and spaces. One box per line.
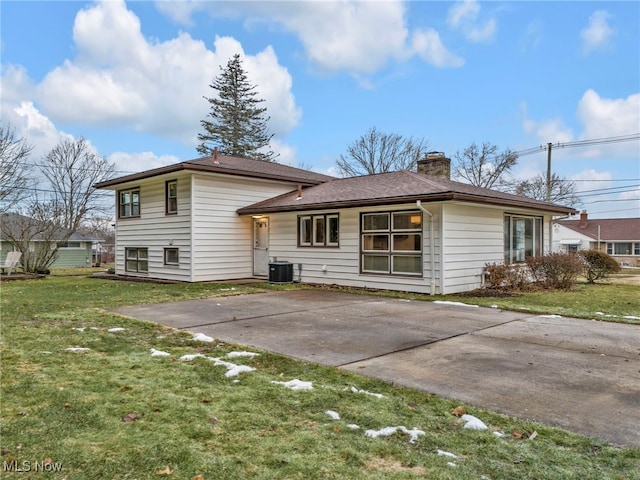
268, 204, 441, 294
190, 174, 298, 282
267, 202, 555, 295
440, 203, 553, 294
114, 173, 193, 282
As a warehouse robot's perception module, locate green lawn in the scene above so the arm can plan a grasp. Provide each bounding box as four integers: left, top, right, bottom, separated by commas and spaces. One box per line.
1, 274, 638, 479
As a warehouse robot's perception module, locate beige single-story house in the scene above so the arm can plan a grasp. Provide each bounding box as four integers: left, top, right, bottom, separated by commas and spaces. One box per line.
94, 153, 576, 294
553, 212, 640, 267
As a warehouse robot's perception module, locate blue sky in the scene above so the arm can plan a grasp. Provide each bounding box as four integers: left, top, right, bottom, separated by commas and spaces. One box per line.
2, 0, 639, 218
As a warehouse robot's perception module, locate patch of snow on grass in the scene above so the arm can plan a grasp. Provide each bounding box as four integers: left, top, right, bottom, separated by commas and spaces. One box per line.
226, 351, 260, 358
192, 333, 214, 342
437, 449, 458, 458
66, 347, 90, 352
150, 348, 171, 357
433, 301, 479, 308
447, 462, 457, 467
325, 410, 341, 420
623, 315, 640, 320
72, 327, 86, 332
461, 414, 488, 430
108, 327, 125, 332
179, 354, 256, 377
350, 386, 384, 399
365, 426, 425, 444
179, 354, 206, 361
347, 424, 360, 429
271, 379, 313, 391
538, 314, 562, 318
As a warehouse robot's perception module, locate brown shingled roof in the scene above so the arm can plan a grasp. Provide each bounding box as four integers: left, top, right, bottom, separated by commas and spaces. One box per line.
94, 154, 334, 189
237, 170, 577, 215
555, 217, 640, 241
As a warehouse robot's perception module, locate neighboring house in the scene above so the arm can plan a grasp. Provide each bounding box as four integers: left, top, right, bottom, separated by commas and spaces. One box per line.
0, 213, 102, 269
553, 212, 640, 267
94, 153, 576, 294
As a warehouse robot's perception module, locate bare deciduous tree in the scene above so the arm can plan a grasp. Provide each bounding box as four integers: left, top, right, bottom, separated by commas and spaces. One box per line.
452, 142, 518, 190
0, 123, 33, 212
41, 137, 116, 233
1, 137, 116, 272
336, 127, 430, 177
514, 173, 581, 207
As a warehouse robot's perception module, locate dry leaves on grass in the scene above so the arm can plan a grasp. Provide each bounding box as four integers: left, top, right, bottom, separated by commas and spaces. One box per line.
156, 465, 172, 475
451, 406, 466, 417
122, 412, 142, 423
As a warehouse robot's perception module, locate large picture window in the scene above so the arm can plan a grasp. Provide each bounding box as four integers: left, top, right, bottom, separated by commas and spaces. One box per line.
607, 242, 639, 256
504, 214, 542, 263
119, 188, 140, 218
126, 248, 148, 272
361, 211, 422, 276
298, 214, 339, 247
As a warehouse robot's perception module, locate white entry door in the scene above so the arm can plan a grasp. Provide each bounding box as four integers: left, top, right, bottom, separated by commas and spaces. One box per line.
253, 217, 269, 276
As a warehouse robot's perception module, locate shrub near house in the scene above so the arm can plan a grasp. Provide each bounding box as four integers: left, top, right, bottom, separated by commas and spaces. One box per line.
485, 252, 585, 291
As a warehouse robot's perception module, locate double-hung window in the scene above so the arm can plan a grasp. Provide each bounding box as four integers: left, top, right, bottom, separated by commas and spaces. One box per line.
119, 188, 140, 218
504, 214, 542, 263
166, 180, 177, 214
125, 248, 148, 272
298, 214, 339, 247
361, 211, 422, 276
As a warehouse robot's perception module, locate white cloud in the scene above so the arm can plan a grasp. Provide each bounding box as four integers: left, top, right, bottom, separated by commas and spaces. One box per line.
158, 1, 463, 73
581, 10, 614, 55
447, 0, 480, 29
577, 89, 640, 141
521, 90, 639, 158
30, 0, 299, 147
108, 151, 181, 175
447, 0, 496, 43
411, 29, 465, 68
571, 169, 612, 194
7, 102, 72, 159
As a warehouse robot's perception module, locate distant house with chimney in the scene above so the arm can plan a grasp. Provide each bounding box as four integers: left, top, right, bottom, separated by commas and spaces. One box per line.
553, 211, 640, 267
95, 152, 576, 294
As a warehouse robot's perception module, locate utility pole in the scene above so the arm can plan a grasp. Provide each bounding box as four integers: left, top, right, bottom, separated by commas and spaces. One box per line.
546, 142, 552, 202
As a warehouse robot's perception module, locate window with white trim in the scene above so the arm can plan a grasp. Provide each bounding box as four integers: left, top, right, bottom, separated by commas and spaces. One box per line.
504, 214, 542, 263
125, 248, 148, 272
607, 242, 639, 256
298, 214, 339, 247
361, 211, 422, 276
119, 188, 140, 218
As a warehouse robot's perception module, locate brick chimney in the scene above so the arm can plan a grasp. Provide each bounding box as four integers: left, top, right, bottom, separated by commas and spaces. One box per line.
579, 210, 588, 228
417, 152, 451, 179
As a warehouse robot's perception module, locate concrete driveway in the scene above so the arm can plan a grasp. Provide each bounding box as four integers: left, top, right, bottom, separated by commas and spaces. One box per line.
113, 289, 640, 448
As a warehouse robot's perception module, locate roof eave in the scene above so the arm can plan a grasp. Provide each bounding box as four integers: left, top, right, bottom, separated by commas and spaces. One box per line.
237, 192, 578, 215
94, 162, 327, 189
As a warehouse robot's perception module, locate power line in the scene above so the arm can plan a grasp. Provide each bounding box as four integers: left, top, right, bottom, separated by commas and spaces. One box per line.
514, 133, 640, 157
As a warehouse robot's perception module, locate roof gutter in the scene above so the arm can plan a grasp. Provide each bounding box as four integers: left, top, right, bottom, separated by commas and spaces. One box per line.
416, 200, 436, 296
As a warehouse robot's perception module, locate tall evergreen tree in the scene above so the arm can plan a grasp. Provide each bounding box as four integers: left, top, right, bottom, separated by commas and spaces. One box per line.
197, 54, 277, 162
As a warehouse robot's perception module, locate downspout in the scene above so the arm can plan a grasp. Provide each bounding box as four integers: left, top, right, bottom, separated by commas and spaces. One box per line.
416, 200, 436, 295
